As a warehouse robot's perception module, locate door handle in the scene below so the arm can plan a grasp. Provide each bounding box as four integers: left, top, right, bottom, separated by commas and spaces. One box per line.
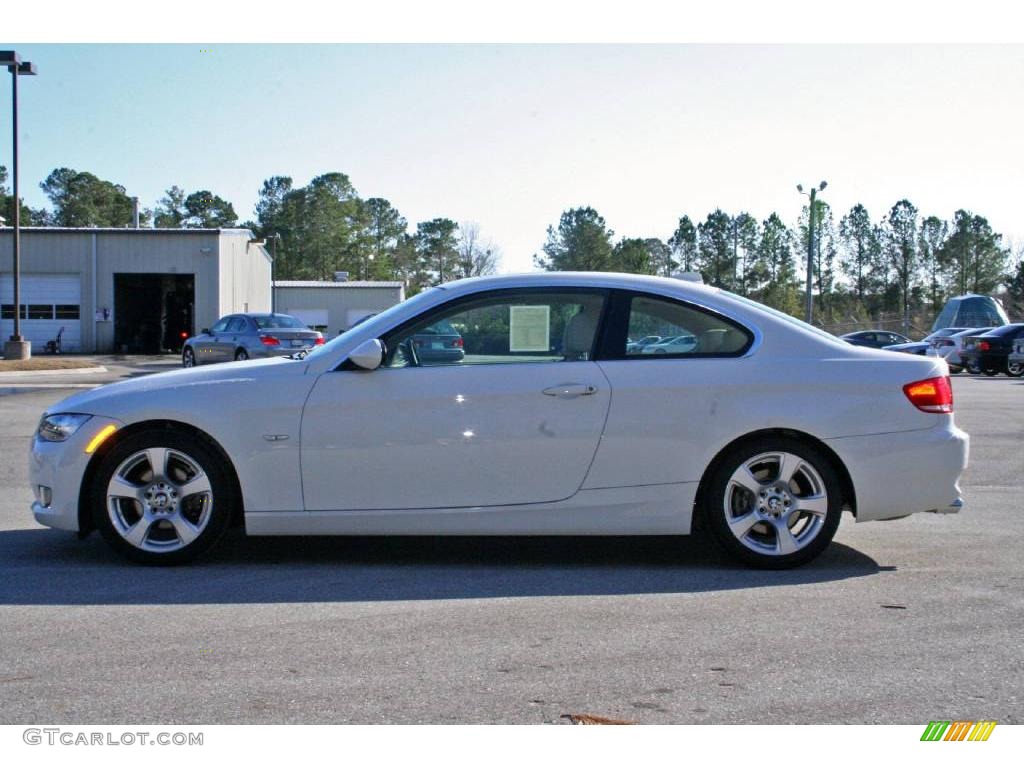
542, 383, 598, 398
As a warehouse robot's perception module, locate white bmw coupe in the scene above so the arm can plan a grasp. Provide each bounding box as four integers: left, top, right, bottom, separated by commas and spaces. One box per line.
30, 273, 968, 568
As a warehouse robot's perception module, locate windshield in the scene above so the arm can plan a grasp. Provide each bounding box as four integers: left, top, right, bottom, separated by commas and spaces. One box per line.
253, 314, 308, 330
303, 288, 442, 362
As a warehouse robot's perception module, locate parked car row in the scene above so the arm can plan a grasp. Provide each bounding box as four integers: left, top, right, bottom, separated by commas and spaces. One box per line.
851, 322, 1024, 377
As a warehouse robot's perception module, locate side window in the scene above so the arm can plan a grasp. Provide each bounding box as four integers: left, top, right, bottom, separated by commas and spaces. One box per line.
383, 291, 607, 368
621, 294, 750, 358
210, 318, 230, 334
226, 317, 246, 333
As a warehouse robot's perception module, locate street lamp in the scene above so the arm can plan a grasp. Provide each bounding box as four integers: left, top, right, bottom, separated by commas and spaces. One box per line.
797, 180, 827, 325
268, 233, 281, 313
1, 51, 37, 361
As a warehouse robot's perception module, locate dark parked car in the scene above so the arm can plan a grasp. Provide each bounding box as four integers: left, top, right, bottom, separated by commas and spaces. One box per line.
960, 323, 1024, 376
182, 313, 324, 367
411, 319, 465, 363
882, 327, 973, 356
840, 330, 912, 349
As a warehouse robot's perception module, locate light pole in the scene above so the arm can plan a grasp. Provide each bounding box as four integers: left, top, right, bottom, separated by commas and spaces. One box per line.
269, 233, 281, 313
797, 180, 827, 325
1, 51, 37, 360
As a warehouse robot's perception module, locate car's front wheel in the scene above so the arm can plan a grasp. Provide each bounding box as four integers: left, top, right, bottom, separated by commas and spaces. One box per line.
1006, 361, 1023, 377
703, 437, 843, 569
91, 430, 235, 565
182, 347, 196, 368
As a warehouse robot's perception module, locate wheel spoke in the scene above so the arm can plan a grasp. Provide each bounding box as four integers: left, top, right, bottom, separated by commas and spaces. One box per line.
773, 520, 801, 555
178, 473, 212, 499
776, 452, 800, 485
794, 493, 828, 517
146, 447, 170, 480
108, 475, 144, 501
727, 510, 761, 538
169, 514, 201, 546
729, 465, 762, 496
123, 516, 153, 548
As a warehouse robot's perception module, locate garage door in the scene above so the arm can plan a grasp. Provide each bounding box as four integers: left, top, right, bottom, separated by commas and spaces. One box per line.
1, 274, 83, 353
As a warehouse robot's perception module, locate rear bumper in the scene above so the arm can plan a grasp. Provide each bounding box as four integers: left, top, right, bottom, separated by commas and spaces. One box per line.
825, 423, 969, 522
960, 351, 1007, 370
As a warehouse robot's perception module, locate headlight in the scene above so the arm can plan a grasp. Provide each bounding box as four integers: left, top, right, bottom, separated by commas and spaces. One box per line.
37, 413, 92, 442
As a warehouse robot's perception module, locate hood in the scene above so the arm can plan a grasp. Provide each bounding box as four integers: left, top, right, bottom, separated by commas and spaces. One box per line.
45, 357, 297, 418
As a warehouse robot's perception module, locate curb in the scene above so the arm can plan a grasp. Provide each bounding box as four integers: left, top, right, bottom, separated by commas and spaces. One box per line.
0, 365, 108, 379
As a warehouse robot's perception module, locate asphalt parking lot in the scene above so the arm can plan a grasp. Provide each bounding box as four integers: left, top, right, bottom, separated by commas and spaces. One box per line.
0, 370, 1020, 724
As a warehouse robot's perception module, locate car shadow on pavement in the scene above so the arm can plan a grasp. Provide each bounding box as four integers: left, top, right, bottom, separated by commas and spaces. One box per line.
0, 528, 885, 606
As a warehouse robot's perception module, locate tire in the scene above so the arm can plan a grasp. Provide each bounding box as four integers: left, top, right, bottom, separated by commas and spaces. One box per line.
90, 430, 236, 565
702, 437, 843, 569
966, 360, 981, 375
234, 348, 249, 361
983, 368, 998, 377
182, 347, 196, 368
1006, 361, 1023, 377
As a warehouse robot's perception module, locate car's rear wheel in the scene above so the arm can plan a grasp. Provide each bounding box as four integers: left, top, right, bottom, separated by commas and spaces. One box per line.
983, 368, 998, 376
235, 348, 249, 361
703, 437, 843, 569
182, 347, 196, 368
1006, 361, 1023, 377
91, 431, 235, 565
966, 360, 981, 375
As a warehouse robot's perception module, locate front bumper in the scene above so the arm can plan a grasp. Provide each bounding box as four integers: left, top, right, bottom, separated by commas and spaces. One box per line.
29, 416, 123, 532
825, 422, 969, 522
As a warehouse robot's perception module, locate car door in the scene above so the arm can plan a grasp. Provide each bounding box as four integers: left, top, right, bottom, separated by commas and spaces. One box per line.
300, 289, 612, 511
584, 291, 755, 489
197, 317, 230, 363
214, 316, 245, 360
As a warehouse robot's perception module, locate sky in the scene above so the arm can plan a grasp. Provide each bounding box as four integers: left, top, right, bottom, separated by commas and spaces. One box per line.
0, 44, 1022, 273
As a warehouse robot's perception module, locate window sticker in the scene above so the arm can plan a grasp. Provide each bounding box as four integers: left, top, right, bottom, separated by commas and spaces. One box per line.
509, 305, 550, 352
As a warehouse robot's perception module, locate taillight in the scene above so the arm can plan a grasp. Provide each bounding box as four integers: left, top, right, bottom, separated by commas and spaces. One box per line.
979, 340, 991, 352
260, 335, 280, 347
179, 331, 188, 339
903, 376, 953, 414
452, 338, 464, 348
315, 337, 325, 345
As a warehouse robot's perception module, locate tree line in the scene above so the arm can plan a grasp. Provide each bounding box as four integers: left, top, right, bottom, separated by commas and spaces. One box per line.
3, 164, 1021, 325
537, 202, 1023, 329
0, 165, 501, 293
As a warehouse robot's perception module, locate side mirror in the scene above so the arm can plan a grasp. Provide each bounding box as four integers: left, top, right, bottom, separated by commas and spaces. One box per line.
348, 338, 385, 371
201, 328, 211, 336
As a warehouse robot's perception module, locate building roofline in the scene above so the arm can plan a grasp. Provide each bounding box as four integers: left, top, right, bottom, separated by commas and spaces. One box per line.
273, 280, 405, 289
0, 226, 255, 236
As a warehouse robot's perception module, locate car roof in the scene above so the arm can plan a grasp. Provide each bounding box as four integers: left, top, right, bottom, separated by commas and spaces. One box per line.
438, 271, 723, 297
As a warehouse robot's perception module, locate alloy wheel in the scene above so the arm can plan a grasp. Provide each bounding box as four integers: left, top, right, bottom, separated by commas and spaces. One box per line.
723, 451, 829, 557
106, 447, 214, 553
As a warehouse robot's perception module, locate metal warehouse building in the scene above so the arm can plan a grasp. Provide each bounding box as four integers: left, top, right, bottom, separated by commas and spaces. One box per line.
1, 227, 272, 353
273, 278, 405, 339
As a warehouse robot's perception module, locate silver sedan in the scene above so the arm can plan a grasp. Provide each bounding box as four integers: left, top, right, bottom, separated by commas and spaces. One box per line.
182, 313, 323, 366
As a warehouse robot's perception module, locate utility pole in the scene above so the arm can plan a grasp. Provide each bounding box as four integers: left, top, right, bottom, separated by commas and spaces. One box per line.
797, 181, 827, 325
